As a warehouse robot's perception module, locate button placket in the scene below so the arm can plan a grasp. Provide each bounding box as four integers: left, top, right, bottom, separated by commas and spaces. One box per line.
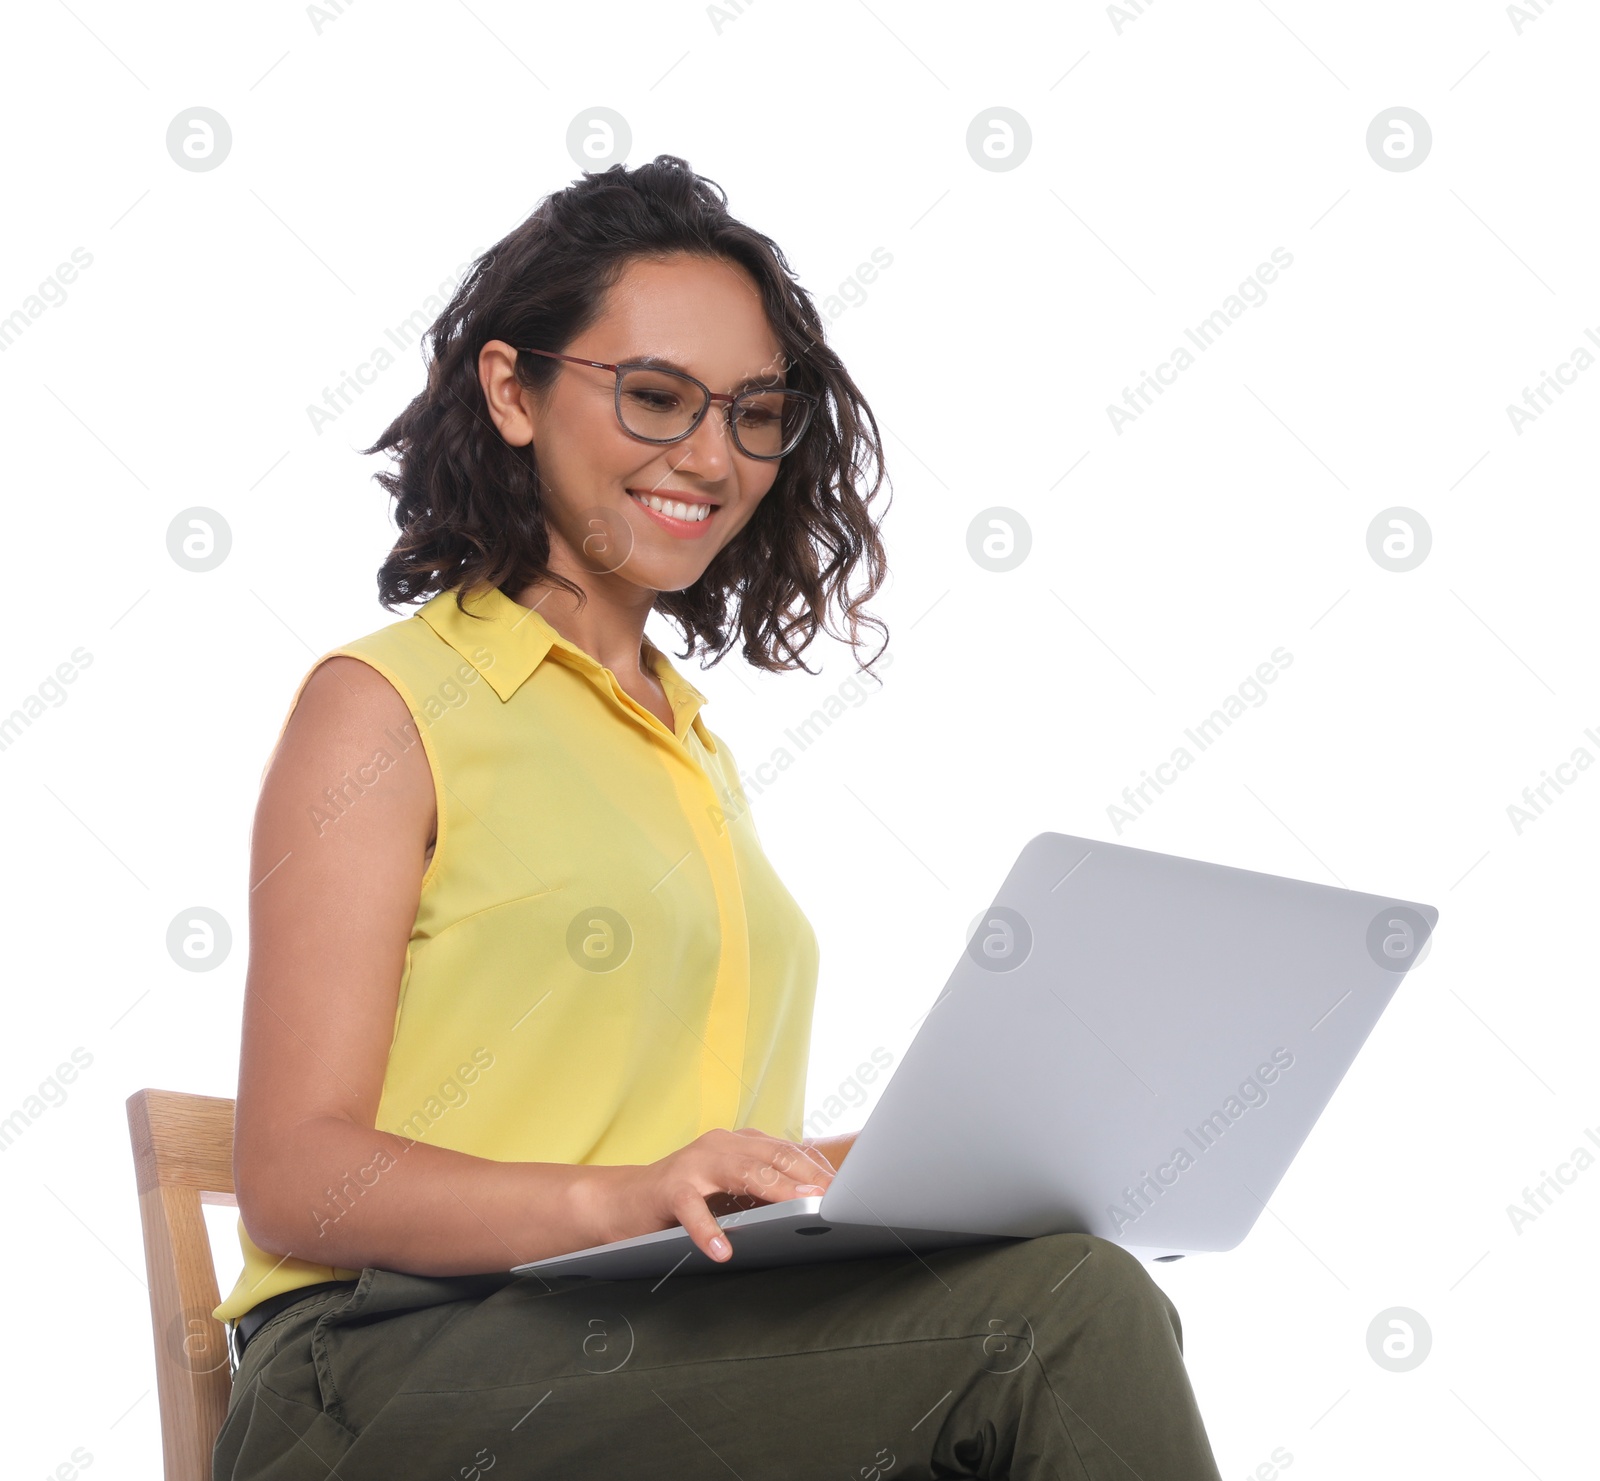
679, 759, 751, 1133
657, 718, 751, 1135
576, 653, 752, 1133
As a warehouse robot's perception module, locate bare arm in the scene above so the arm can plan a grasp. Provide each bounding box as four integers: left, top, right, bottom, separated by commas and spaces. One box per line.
234, 657, 834, 1274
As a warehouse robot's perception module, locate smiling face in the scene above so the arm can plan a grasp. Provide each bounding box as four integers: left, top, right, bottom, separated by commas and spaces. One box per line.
478, 252, 793, 598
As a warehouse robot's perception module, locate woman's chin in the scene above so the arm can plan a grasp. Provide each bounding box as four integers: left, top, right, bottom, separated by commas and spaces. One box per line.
629, 554, 712, 596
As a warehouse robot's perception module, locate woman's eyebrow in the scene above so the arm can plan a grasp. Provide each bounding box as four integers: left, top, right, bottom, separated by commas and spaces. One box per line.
631, 353, 786, 392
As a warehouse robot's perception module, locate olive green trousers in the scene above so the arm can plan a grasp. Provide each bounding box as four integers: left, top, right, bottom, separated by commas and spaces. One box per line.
214, 1231, 1223, 1480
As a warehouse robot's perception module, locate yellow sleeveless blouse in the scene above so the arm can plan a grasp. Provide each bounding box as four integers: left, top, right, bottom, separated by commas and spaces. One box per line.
216, 581, 820, 1321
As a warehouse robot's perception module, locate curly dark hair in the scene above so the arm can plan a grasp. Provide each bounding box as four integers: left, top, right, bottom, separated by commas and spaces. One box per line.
362, 154, 891, 677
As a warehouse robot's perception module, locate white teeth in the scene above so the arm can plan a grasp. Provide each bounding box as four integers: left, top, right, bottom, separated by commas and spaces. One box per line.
630, 491, 711, 523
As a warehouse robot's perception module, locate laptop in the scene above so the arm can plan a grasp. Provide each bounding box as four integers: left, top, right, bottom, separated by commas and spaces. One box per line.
511, 831, 1437, 1283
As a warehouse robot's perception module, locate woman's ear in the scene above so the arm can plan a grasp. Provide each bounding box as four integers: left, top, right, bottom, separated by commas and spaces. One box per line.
477, 339, 537, 447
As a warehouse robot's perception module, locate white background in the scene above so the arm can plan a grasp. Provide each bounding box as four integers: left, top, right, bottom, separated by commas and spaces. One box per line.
3, 1, 1596, 1476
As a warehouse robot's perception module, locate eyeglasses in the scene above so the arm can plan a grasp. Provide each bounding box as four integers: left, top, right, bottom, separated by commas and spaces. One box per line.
516, 347, 817, 460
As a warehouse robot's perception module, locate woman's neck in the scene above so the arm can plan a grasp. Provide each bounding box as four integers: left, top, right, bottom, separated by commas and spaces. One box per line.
509, 572, 657, 682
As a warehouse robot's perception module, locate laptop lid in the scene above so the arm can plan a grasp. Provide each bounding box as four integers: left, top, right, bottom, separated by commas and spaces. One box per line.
817, 832, 1436, 1253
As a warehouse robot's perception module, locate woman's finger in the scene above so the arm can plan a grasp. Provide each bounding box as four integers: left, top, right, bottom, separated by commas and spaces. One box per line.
725, 1151, 830, 1201
669, 1186, 734, 1262
727, 1128, 837, 1184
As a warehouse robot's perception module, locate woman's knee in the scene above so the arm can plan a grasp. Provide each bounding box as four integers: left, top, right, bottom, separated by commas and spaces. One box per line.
1024, 1233, 1180, 1326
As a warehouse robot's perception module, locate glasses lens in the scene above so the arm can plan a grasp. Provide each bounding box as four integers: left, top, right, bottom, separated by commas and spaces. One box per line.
617, 368, 706, 443
730, 389, 812, 459
617, 367, 812, 458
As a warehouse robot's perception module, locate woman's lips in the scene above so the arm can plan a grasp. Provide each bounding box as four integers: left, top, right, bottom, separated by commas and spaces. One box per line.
627, 490, 717, 540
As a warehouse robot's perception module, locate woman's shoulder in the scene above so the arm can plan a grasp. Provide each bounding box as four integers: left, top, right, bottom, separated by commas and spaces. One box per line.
265, 604, 450, 765
306, 596, 480, 706
275, 652, 417, 765
327, 603, 439, 672
259, 648, 434, 823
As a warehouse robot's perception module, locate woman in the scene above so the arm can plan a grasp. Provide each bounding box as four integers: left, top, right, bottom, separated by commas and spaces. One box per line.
213, 155, 1224, 1481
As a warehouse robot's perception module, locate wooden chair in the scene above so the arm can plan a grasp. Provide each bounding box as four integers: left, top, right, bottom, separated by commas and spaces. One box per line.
127, 1089, 238, 1481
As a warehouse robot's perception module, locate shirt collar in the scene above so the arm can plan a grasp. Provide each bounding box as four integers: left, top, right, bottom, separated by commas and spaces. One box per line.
417, 582, 716, 752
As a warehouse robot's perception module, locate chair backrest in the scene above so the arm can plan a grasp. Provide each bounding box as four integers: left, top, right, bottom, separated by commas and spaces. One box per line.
126, 1089, 237, 1481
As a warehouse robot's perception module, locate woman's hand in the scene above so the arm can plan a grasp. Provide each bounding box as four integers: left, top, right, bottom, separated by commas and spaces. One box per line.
608, 1127, 841, 1263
